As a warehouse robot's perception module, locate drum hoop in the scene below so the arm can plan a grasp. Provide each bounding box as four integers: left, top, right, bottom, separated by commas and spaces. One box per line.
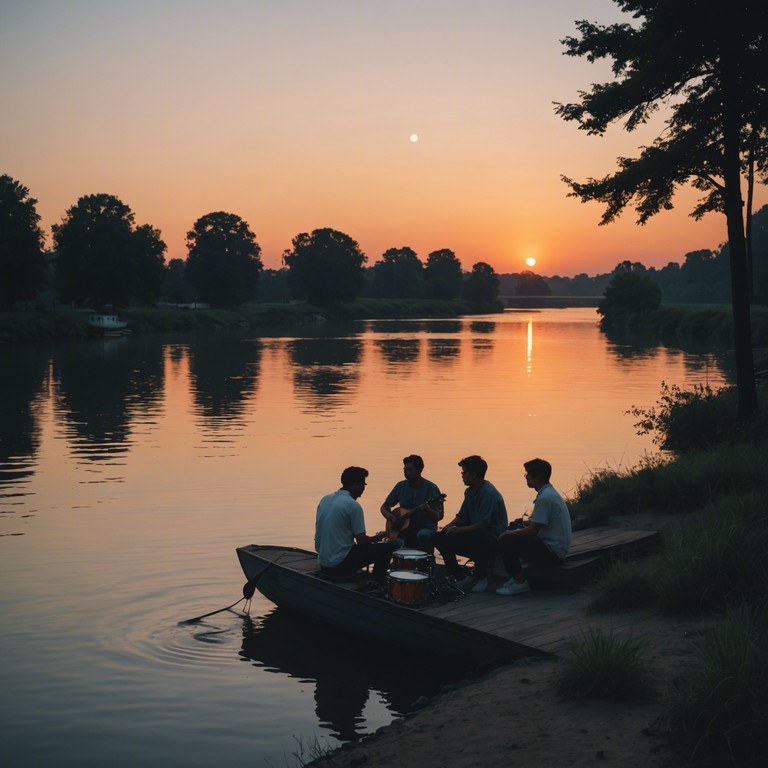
388, 570, 428, 582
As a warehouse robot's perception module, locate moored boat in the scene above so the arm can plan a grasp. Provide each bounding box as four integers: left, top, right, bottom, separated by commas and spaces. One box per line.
88, 313, 131, 336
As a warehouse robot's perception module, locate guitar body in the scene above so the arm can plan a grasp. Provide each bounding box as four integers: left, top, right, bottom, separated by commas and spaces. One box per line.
385, 493, 446, 541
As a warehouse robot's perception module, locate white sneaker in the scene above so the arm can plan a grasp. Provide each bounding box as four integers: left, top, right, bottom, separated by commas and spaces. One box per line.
471, 578, 488, 593
454, 574, 474, 589
496, 578, 529, 596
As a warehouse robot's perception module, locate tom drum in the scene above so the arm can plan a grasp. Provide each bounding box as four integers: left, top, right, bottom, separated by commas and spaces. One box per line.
387, 570, 430, 605
392, 548, 432, 574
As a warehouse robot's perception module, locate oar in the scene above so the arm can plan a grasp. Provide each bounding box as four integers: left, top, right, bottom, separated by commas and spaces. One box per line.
179, 597, 247, 625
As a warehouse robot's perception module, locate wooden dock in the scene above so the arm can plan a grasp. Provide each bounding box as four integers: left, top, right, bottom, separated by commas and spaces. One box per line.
240, 527, 660, 659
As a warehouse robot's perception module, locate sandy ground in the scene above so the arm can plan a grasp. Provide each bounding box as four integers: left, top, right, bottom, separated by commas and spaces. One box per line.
311, 513, 711, 768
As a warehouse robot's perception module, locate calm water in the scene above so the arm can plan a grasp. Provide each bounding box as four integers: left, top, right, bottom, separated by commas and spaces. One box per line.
0, 309, 730, 766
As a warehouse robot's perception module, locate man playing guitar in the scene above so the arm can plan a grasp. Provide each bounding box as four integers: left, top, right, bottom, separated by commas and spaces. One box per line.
380, 454, 444, 553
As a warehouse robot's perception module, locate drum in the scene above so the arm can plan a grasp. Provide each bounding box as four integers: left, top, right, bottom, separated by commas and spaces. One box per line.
387, 570, 430, 605
392, 548, 432, 574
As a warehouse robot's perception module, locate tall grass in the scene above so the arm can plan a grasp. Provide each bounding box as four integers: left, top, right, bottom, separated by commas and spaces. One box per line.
666, 600, 768, 766
557, 628, 651, 700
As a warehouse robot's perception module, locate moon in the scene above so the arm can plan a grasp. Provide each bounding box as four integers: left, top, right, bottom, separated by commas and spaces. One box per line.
409, 134, 419, 143
525, 257, 537, 267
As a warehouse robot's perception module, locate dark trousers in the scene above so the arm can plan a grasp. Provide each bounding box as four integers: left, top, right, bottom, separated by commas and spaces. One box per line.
323, 540, 399, 582
434, 529, 498, 578
498, 534, 562, 579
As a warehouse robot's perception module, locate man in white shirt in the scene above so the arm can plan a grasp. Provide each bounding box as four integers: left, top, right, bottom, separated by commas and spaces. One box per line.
495, 458, 572, 596
315, 466, 400, 582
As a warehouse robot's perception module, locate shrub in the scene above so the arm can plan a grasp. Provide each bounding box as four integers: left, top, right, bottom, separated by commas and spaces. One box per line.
557, 628, 651, 699
588, 559, 656, 613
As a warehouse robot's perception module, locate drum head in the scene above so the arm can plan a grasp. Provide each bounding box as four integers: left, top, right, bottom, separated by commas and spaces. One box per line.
397, 548, 426, 557
388, 570, 428, 582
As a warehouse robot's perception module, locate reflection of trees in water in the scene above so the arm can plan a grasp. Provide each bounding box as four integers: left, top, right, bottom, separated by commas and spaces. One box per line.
187, 337, 261, 426
289, 338, 361, 411
0, 346, 50, 508
469, 321, 496, 334
53, 338, 165, 462
374, 338, 421, 369
238, 608, 471, 743
427, 339, 461, 365
420, 320, 461, 335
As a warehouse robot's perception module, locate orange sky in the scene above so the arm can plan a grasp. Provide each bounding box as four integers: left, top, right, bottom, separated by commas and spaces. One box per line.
2, 1, 764, 277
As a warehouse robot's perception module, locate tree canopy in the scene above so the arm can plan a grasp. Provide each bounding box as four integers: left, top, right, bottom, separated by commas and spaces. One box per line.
370, 247, 425, 299
463, 261, 500, 302
514, 270, 551, 297
53, 193, 166, 308
424, 249, 463, 300
283, 228, 366, 305
185, 212, 263, 308
0, 174, 47, 309
556, 0, 768, 417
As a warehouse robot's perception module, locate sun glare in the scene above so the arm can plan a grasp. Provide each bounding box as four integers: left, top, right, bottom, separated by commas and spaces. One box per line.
525, 257, 537, 267
409, 134, 419, 143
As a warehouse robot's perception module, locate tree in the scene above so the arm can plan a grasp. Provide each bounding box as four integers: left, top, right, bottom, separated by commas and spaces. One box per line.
514, 270, 551, 296
463, 261, 500, 302
185, 212, 262, 308
424, 249, 463, 300
598, 266, 662, 325
0, 174, 47, 309
283, 228, 366, 305
556, 0, 768, 418
53, 194, 165, 308
370, 247, 424, 298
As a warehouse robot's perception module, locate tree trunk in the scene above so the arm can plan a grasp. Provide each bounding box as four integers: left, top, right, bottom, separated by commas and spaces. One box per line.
722, 88, 758, 419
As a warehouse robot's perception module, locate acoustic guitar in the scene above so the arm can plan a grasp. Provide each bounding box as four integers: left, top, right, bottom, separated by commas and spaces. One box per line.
385, 493, 446, 540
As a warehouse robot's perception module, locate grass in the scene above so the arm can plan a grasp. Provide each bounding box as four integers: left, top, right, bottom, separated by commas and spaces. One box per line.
587, 559, 655, 613
557, 628, 651, 700
665, 600, 768, 766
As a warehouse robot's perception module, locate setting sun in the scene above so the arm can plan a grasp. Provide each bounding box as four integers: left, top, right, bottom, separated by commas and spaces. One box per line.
525, 257, 537, 267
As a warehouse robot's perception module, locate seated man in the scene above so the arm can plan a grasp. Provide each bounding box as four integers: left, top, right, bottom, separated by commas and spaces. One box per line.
496, 458, 572, 596
380, 454, 444, 553
315, 466, 400, 583
434, 455, 508, 593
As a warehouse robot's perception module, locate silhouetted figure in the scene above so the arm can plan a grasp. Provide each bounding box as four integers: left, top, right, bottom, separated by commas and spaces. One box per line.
496, 458, 572, 596
434, 455, 508, 593
380, 454, 444, 553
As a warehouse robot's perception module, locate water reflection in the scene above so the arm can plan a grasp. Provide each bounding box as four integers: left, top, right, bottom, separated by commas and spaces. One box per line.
374, 338, 421, 367
188, 336, 262, 428
52, 338, 164, 465
239, 608, 472, 742
0, 346, 49, 524
427, 338, 461, 365
289, 337, 362, 411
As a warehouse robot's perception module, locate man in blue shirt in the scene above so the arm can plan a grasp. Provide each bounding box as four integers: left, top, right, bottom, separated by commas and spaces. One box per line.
434, 455, 508, 593
380, 454, 444, 553
496, 458, 572, 596
315, 466, 399, 583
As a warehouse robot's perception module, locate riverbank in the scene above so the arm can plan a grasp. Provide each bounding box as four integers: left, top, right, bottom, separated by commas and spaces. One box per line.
310, 383, 768, 768
0, 298, 503, 344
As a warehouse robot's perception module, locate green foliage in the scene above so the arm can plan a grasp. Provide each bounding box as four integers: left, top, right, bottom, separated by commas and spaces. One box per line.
628, 382, 736, 452
185, 212, 262, 308
283, 228, 366, 305
598, 269, 662, 325
557, 628, 651, 700
0, 174, 47, 309
424, 249, 462, 300
588, 559, 656, 613
653, 494, 768, 615
667, 600, 768, 766
462, 261, 500, 302
52, 193, 166, 308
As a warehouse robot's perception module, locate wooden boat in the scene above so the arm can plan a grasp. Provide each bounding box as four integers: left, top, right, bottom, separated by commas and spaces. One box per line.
236, 527, 659, 662
88, 313, 131, 336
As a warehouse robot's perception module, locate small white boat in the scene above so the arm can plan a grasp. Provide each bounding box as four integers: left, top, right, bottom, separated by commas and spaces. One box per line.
88, 314, 131, 336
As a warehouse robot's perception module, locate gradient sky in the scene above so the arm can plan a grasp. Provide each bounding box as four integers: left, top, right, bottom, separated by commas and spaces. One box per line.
2, 0, 765, 276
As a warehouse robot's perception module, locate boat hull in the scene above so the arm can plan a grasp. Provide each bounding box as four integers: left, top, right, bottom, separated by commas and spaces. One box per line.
236, 544, 543, 661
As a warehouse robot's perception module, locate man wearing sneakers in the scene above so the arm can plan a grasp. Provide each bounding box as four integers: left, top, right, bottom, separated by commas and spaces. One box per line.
496, 458, 572, 596
434, 455, 508, 593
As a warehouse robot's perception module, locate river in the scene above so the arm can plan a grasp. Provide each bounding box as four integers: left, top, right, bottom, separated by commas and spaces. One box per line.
0, 308, 730, 767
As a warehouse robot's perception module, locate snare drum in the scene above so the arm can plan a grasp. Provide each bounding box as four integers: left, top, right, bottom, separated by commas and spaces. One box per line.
387, 570, 430, 605
392, 548, 431, 573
